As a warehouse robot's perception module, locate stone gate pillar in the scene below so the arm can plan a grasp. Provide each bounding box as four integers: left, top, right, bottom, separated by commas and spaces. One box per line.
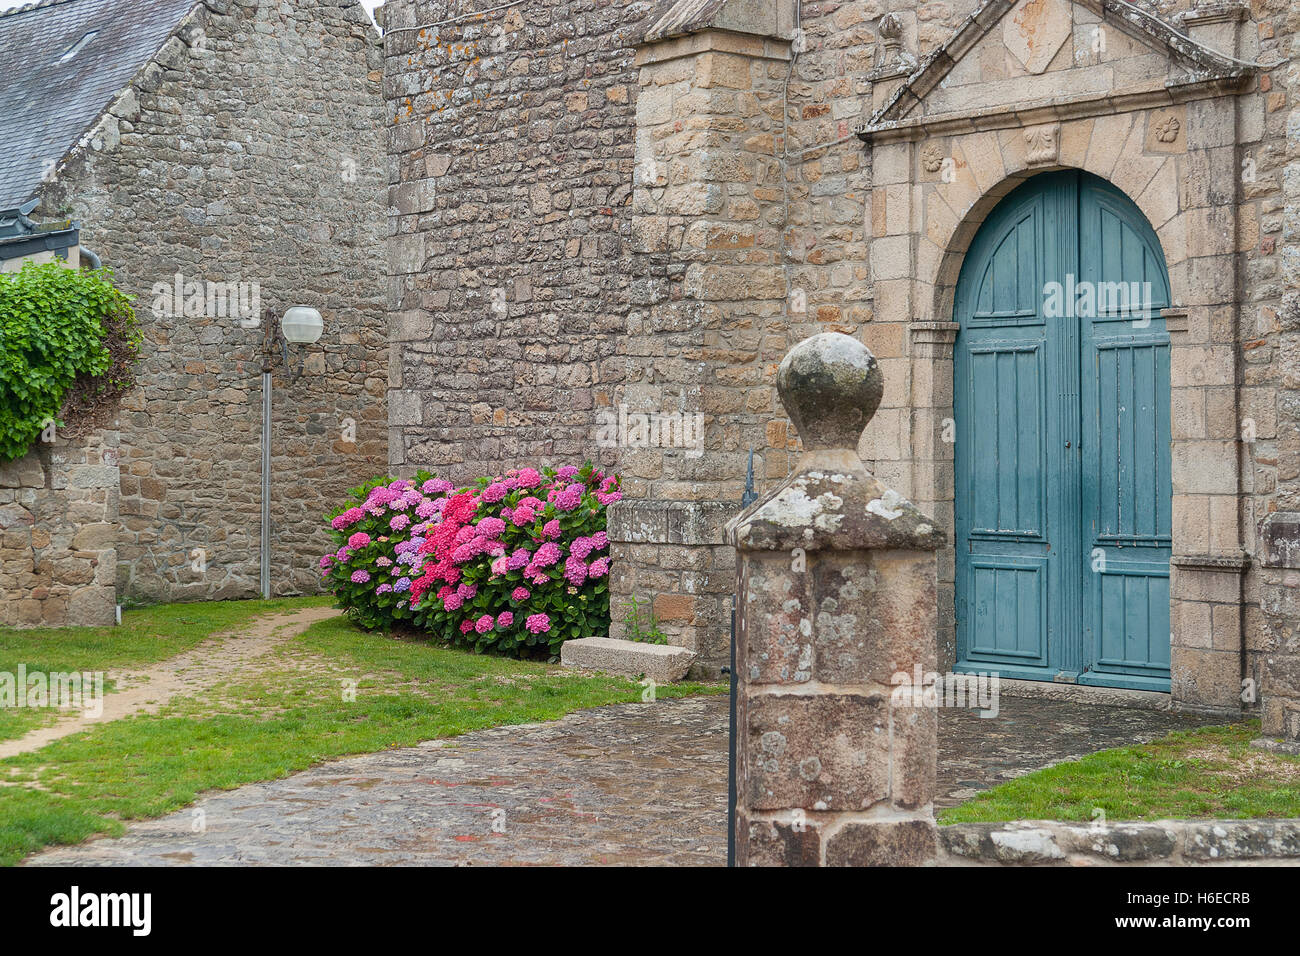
727, 332, 944, 866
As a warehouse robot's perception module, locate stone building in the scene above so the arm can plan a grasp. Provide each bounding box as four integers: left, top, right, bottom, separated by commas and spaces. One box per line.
0, 0, 388, 625
387, 0, 1296, 736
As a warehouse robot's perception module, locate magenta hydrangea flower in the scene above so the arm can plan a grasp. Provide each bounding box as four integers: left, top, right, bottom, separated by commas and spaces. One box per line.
508, 548, 531, 570
348, 532, 371, 550
475, 614, 494, 634
588, 557, 609, 578
554, 484, 583, 512
525, 613, 551, 634
459, 619, 475, 634
591, 531, 608, 551
511, 587, 530, 601
444, 593, 465, 611
596, 491, 622, 505
496, 611, 513, 628
351, 570, 370, 584
556, 466, 580, 480
390, 514, 410, 532
570, 537, 593, 560
543, 519, 560, 539
423, 478, 454, 495
416, 498, 441, 519
331, 507, 365, 530
564, 554, 588, 585
476, 517, 506, 538
377, 582, 393, 594
319, 555, 333, 569
491, 554, 509, 575
516, 468, 542, 488
533, 541, 561, 568
511, 506, 536, 526
457, 583, 477, 600
480, 482, 509, 504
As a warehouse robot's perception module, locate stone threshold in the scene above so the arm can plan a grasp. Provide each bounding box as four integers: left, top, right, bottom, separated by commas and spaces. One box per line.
995, 677, 1172, 712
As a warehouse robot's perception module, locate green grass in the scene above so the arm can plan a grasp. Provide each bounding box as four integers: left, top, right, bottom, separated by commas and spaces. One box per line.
939, 721, 1300, 824
0, 597, 333, 742
0, 605, 722, 865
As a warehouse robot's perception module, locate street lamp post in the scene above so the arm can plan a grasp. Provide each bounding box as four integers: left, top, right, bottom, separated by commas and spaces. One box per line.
259, 306, 324, 599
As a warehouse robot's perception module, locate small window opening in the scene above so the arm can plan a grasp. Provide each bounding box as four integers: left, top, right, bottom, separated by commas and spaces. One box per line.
58, 31, 99, 63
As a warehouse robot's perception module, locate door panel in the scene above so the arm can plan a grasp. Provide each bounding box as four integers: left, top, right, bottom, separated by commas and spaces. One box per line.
954, 171, 1172, 691
1078, 178, 1172, 689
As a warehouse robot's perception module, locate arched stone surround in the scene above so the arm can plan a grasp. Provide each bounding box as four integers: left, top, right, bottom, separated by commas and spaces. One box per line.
860, 0, 1259, 713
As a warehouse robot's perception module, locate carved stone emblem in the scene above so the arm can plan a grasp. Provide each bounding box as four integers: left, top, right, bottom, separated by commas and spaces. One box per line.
921, 142, 945, 173
1154, 115, 1181, 143
1024, 124, 1060, 165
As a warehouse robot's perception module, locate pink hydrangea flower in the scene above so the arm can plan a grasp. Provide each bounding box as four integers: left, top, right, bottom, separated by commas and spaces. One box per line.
319, 555, 333, 569
516, 468, 542, 488
459, 619, 475, 634
533, 542, 561, 567
351, 570, 370, 584
457, 583, 477, 600
348, 532, 371, 550
390, 514, 410, 532
511, 587, 530, 601
480, 482, 509, 503
525, 613, 551, 634
491, 555, 509, 575
543, 519, 560, 539
423, 478, 454, 495
554, 484, 583, 512
443, 593, 464, 611
508, 548, 531, 570
596, 491, 622, 505
476, 517, 506, 538
591, 531, 608, 551
375, 556, 392, 567
331, 507, 365, 530
377, 582, 392, 594
475, 614, 494, 634
496, 611, 514, 628
588, 557, 609, 578
570, 537, 593, 560
556, 466, 580, 480
564, 555, 588, 585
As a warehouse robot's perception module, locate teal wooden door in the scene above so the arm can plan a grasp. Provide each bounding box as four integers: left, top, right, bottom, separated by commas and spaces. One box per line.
954, 170, 1171, 691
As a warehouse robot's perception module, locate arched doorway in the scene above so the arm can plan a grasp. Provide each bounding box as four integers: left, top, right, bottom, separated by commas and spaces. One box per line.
953, 170, 1172, 691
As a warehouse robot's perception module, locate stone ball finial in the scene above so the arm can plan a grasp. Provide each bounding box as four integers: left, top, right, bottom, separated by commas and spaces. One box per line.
776, 332, 883, 451
879, 12, 902, 39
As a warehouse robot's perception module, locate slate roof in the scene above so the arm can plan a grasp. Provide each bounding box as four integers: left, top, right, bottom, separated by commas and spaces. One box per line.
0, 0, 200, 210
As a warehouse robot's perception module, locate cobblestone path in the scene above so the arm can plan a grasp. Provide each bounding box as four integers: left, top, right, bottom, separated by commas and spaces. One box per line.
27, 694, 1220, 866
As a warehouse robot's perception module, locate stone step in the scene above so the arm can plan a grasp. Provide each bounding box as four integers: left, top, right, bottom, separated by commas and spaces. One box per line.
560, 636, 696, 683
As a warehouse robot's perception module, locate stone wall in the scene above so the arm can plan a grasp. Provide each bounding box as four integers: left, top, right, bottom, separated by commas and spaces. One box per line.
1256, 4, 1300, 741
0, 432, 118, 628
384, 0, 647, 480
36, 0, 388, 605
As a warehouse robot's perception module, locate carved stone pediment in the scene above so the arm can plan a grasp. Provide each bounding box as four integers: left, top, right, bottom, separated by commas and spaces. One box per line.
859, 0, 1253, 142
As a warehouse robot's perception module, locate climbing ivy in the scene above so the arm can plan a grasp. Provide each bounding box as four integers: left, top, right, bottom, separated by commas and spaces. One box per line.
0, 261, 141, 462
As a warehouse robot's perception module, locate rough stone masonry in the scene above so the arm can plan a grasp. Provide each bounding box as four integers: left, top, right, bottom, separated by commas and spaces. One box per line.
729, 332, 943, 866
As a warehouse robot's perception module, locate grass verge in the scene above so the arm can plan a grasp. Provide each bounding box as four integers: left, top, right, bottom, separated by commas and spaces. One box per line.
0, 597, 334, 742
939, 721, 1300, 824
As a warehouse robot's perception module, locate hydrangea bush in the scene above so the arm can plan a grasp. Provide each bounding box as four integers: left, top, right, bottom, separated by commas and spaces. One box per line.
322, 463, 621, 657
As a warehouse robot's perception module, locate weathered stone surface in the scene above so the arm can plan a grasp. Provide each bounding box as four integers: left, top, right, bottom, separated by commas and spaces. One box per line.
824, 819, 938, 866
561, 636, 696, 683
941, 819, 1300, 866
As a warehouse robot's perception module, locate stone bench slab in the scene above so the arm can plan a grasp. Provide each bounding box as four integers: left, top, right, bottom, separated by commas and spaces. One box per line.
560, 637, 696, 683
